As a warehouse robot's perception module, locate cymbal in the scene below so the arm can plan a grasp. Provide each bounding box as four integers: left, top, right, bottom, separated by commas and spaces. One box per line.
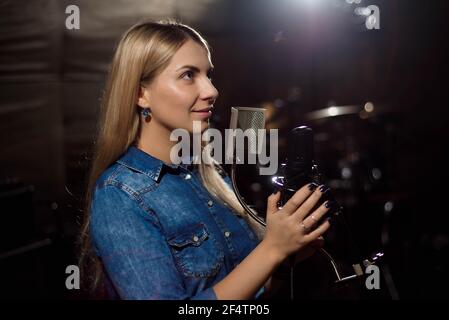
303, 102, 386, 121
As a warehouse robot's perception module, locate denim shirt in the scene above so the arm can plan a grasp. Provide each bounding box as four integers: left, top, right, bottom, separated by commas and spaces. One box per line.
90, 146, 263, 300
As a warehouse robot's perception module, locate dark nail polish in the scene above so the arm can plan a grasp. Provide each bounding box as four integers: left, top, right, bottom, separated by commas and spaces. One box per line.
308, 183, 318, 191
319, 185, 330, 193
325, 200, 334, 208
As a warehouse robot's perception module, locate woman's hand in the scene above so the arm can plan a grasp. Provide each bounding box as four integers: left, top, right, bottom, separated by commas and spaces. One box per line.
262, 183, 332, 263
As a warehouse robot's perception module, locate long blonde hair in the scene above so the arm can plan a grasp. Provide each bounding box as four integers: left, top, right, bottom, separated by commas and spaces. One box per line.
78, 19, 264, 294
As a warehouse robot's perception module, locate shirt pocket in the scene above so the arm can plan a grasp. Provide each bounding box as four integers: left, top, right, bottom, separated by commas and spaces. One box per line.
167, 223, 224, 278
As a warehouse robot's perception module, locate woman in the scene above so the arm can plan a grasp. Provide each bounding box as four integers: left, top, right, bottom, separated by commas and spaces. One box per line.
79, 19, 331, 300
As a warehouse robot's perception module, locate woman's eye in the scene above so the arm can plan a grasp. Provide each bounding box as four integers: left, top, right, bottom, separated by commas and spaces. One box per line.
182, 71, 194, 80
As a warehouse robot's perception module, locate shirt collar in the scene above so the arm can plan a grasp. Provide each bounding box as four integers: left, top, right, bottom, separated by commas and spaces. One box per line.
116, 146, 194, 182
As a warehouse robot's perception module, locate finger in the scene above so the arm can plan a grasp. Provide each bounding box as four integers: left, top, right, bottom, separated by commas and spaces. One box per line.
267, 191, 281, 215
304, 220, 331, 242
292, 184, 328, 221
295, 200, 332, 228
282, 183, 318, 215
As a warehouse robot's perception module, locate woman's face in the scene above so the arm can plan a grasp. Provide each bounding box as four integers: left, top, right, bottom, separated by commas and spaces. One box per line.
138, 39, 218, 134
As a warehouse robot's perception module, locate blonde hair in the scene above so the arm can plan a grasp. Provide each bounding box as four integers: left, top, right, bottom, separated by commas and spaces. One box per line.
78, 19, 264, 294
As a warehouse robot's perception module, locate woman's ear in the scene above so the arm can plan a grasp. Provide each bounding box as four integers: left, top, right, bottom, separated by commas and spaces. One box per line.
137, 85, 151, 108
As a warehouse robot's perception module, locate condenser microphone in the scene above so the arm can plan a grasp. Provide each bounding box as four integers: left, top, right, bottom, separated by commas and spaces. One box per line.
227, 106, 267, 226
284, 126, 316, 194
279, 126, 337, 219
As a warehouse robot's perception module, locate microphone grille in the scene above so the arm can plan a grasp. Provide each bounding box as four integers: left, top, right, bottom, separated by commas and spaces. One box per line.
230, 107, 266, 131
229, 107, 266, 155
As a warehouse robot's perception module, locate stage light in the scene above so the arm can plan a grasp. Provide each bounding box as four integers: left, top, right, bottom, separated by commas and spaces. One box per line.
328, 106, 339, 116
301, 0, 324, 6
342, 167, 352, 179
364, 102, 374, 112
288, 0, 330, 10
384, 201, 394, 213
372, 168, 382, 180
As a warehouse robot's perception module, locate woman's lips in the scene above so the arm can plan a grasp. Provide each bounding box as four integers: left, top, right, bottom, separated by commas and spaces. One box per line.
191, 109, 212, 119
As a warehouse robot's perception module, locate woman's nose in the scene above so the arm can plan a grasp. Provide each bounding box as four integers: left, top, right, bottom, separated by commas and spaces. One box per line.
201, 79, 219, 102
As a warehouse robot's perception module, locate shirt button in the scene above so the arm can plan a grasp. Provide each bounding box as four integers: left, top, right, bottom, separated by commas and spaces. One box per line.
185, 174, 191, 180
224, 231, 231, 238
207, 200, 213, 207
193, 236, 199, 242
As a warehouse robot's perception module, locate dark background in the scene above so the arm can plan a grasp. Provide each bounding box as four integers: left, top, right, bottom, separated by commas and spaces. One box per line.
0, 0, 448, 299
